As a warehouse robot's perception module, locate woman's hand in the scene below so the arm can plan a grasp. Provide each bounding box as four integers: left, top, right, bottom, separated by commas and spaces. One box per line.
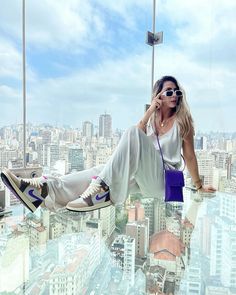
149, 93, 162, 114
198, 185, 216, 194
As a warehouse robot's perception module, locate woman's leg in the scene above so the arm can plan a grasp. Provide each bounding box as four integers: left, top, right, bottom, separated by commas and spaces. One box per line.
66, 126, 164, 211
99, 126, 164, 203
1, 165, 104, 212
46, 165, 104, 211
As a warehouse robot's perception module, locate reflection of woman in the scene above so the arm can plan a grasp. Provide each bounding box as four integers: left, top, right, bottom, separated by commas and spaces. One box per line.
1, 76, 216, 213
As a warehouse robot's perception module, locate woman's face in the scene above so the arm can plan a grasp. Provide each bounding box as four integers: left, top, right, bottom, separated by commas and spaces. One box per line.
160, 81, 181, 109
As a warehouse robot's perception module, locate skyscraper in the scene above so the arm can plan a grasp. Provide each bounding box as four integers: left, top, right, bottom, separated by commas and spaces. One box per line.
68, 146, 84, 172
126, 201, 149, 258
82, 121, 94, 138
196, 151, 214, 185
194, 136, 207, 150
111, 235, 135, 285
99, 113, 112, 138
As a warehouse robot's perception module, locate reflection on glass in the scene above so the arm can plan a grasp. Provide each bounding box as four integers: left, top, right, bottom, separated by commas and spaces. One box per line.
1, 120, 236, 294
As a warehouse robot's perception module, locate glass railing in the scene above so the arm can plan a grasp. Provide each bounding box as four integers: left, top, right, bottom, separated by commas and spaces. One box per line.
1, 1, 235, 294
1, 182, 236, 294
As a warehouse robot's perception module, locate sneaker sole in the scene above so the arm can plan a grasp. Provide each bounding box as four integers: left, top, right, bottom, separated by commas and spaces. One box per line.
66, 201, 112, 212
1, 170, 37, 213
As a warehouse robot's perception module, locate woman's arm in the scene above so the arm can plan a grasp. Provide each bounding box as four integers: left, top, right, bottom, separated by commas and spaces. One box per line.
137, 108, 153, 133
137, 94, 162, 133
182, 128, 216, 193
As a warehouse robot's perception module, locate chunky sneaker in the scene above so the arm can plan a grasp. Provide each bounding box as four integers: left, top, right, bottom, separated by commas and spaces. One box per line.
1, 168, 48, 213
66, 177, 111, 212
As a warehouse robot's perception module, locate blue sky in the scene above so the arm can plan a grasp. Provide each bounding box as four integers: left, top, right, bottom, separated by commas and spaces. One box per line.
0, 0, 235, 132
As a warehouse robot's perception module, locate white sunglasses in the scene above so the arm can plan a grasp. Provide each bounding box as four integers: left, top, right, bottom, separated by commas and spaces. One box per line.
162, 89, 183, 97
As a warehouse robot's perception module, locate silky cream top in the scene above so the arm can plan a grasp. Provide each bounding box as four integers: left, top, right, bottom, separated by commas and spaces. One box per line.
146, 119, 183, 169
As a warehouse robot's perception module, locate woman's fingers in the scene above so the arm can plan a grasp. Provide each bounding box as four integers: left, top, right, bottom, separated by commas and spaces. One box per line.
200, 185, 217, 193
154, 97, 161, 109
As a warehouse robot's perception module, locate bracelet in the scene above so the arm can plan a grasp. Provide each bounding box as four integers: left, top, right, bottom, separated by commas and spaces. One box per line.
140, 120, 148, 127
196, 184, 203, 191
194, 179, 202, 185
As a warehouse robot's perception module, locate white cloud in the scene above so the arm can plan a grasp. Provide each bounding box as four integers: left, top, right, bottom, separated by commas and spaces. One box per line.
0, 85, 20, 102
0, 0, 150, 52
0, 38, 21, 79
0, 0, 235, 132
160, 0, 235, 68
9, 43, 231, 132
0, 1, 106, 51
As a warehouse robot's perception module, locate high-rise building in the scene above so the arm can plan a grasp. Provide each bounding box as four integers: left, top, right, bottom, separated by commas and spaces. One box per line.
199, 216, 211, 256
196, 151, 214, 185
0, 149, 18, 168
82, 121, 94, 138
111, 235, 135, 285
0, 189, 7, 209
41, 130, 52, 145
92, 206, 116, 238
185, 260, 202, 295
99, 113, 112, 138
95, 144, 112, 165
205, 286, 231, 295
221, 226, 236, 288
126, 202, 149, 258
154, 199, 166, 233
68, 146, 84, 172
141, 198, 155, 235
195, 136, 207, 150
227, 154, 232, 180
49, 144, 60, 167
42, 144, 50, 167
212, 151, 231, 170
210, 217, 222, 277
210, 214, 236, 289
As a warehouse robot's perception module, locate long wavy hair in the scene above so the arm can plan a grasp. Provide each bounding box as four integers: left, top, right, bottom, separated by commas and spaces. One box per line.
152, 75, 194, 138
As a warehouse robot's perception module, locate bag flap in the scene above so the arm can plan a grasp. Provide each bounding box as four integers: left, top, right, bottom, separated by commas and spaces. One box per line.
165, 169, 185, 187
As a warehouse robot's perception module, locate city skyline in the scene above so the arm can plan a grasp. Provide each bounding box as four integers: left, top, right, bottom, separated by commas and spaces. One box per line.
0, 116, 236, 293
1, 119, 236, 135
0, 1, 235, 132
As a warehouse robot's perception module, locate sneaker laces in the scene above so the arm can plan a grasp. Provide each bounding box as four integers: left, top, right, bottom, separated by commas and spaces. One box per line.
21, 176, 47, 189
81, 180, 101, 199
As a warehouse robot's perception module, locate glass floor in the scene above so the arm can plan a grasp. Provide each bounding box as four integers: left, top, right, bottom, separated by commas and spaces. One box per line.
0, 189, 236, 295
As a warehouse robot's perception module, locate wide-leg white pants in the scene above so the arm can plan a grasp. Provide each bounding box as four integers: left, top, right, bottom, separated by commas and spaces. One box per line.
45, 126, 164, 211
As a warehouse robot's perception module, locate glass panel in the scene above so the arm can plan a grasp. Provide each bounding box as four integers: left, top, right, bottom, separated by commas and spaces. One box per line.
0, 1, 235, 295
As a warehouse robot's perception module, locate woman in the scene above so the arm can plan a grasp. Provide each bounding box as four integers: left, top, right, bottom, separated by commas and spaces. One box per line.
1, 76, 216, 213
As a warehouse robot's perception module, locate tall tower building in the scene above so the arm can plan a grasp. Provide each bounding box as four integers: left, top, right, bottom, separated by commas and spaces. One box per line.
68, 146, 84, 172
154, 199, 166, 233
196, 151, 214, 185
92, 206, 116, 238
210, 216, 236, 289
227, 154, 232, 180
141, 198, 155, 235
219, 193, 236, 221
49, 144, 60, 167
111, 235, 135, 285
82, 121, 94, 138
99, 113, 112, 138
221, 225, 236, 288
126, 201, 149, 258
41, 130, 52, 145
210, 216, 224, 277
194, 136, 207, 150
185, 259, 202, 295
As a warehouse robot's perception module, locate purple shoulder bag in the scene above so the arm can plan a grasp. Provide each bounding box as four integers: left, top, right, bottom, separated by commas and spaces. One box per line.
156, 135, 185, 202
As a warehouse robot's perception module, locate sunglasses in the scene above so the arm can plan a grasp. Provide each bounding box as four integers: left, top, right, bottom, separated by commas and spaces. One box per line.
162, 89, 183, 97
